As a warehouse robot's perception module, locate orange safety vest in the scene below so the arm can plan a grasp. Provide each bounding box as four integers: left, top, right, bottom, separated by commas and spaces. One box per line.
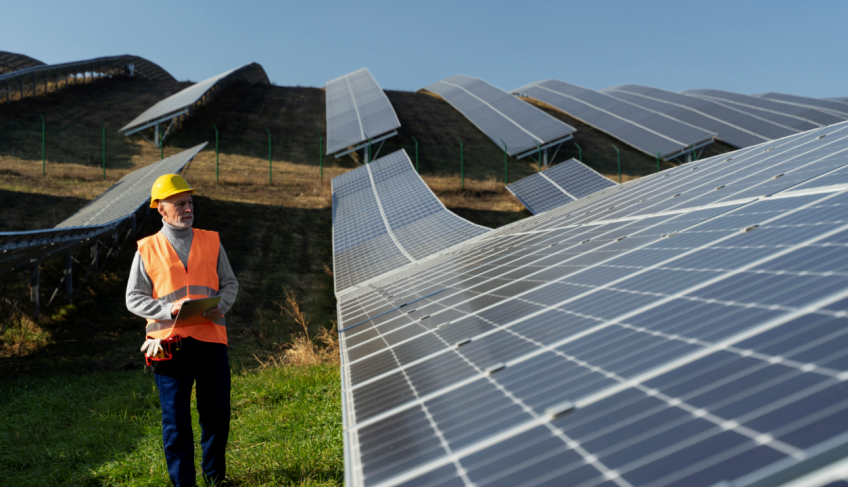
137, 228, 227, 345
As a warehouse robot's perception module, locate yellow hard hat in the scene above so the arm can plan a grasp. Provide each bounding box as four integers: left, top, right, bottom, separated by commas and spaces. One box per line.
150, 174, 195, 208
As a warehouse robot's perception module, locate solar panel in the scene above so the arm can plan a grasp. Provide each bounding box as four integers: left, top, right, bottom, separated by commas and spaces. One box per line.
0, 51, 45, 74
0, 144, 206, 276
507, 158, 618, 214
602, 84, 792, 149
0, 54, 174, 86
338, 120, 848, 487
119, 63, 268, 136
757, 93, 848, 118
326, 68, 401, 156
683, 89, 846, 132
513, 80, 715, 160
332, 150, 489, 293
421, 75, 576, 158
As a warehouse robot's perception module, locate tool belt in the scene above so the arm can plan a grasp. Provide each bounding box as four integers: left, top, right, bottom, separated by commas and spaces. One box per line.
144, 336, 182, 371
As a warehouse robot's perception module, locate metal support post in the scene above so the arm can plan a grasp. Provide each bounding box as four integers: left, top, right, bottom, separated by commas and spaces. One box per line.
613, 144, 621, 183
366, 138, 372, 163
214, 125, 219, 182
113, 231, 119, 252
91, 242, 98, 273
154, 123, 160, 149
40, 114, 45, 176
501, 139, 508, 185
64, 253, 73, 301
575, 142, 582, 162
30, 263, 40, 318
412, 136, 419, 173
102, 119, 106, 180
536, 142, 542, 172
266, 128, 272, 184
656, 151, 661, 173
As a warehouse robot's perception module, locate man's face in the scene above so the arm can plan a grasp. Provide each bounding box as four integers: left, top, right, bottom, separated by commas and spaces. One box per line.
158, 192, 194, 228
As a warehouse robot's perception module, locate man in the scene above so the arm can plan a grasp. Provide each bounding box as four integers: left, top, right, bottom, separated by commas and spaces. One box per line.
126, 174, 239, 486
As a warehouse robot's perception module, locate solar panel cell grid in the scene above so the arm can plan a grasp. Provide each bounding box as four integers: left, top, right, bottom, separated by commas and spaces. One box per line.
325, 68, 401, 155
514, 80, 715, 159
421, 75, 575, 157
758, 92, 848, 118
507, 158, 617, 215
339, 120, 848, 486
602, 84, 788, 148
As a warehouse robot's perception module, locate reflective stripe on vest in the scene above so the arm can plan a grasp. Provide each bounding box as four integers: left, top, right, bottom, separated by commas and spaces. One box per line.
137, 228, 227, 345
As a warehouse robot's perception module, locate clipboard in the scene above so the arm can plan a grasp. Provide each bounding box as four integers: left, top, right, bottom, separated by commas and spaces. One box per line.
173, 296, 222, 328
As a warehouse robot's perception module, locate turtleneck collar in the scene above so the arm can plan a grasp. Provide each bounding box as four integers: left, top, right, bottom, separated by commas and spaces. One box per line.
161, 218, 193, 240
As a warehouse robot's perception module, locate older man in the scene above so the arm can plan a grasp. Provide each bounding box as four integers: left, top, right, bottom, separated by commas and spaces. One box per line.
126, 174, 239, 487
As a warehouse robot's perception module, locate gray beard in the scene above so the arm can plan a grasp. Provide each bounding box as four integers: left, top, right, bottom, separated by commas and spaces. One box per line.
168, 217, 193, 228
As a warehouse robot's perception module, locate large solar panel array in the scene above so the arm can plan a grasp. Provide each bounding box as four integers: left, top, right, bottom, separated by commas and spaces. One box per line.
0, 144, 206, 275
0, 54, 175, 86
507, 158, 618, 215
0, 51, 45, 74
326, 68, 401, 156
421, 75, 576, 157
757, 93, 848, 118
514, 80, 715, 160
120, 63, 269, 136
338, 121, 848, 487
602, 84, 792, 149
333, 150, 490, 293
683, 89, 846, 132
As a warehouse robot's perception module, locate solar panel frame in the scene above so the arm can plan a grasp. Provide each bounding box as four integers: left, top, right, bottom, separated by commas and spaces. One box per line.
507, 158, 618, 214
0, 51, 45, 74
119, 63, 269, 135
601, 84, 790, 149
757, 92, 848, 118
513, 80, 716, 159
0, 144, 206, 276
0, 54, 174, 85
326, 68, 401, 156
420, 75, 576, 157
683, 89, 845, 131
337, 119, 848, 487
332, 150, 490, 294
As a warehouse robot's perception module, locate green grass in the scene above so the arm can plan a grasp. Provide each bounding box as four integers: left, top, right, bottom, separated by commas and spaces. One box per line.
0, 364, 342, 486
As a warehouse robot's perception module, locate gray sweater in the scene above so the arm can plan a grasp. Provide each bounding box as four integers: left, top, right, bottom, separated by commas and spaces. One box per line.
125, 219, 239, 325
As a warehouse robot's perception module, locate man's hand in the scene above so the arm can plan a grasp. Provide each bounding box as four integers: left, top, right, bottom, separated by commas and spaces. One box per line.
141, 338, 164, 358
202, 304, 224, 321
170, 298, 189, 316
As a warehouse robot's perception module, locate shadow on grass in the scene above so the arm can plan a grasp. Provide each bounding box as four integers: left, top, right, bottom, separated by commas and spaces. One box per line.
0, 187, 89, 231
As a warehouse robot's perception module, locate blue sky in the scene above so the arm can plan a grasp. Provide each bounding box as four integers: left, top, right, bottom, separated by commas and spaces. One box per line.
3, 0, 846, 97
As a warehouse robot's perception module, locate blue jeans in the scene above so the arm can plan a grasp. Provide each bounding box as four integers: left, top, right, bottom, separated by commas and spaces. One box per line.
153, 337, 230, 486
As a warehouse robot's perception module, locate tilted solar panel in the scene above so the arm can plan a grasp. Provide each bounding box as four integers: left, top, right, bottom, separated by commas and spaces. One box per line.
0, 144, 206, 276
119, 63, 269, 135
757, 92, 848, 118
683, 89, 845, 131
326, 68, 401, 156
507, 158, 618, 214
514, 80, 715, 159
0, 51, 45, 74
421, 75, 576, 157
332, 150, 489, 293
0, 54, 174, 85
338, 120, 848, 487
602, 84, 789, 149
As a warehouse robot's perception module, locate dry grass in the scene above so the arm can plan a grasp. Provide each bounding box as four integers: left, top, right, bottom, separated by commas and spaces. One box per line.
254, 288, 339, 369
424, 174, 524, 212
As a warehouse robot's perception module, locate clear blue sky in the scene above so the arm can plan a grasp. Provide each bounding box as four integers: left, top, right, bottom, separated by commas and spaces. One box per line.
3, 0, 846, 98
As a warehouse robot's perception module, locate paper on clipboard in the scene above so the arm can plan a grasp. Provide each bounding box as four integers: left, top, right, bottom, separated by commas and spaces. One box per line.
173, 296, 222, 328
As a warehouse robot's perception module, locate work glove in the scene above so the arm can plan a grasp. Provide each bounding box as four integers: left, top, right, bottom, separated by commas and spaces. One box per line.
140, 338, 164, 358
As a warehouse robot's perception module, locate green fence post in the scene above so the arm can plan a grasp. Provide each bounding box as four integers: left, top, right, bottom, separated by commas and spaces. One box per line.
266, 128, 272, 184
412, 136, 419, 173
318, 131, 323, 179
160, 138, 163, 160
536, 142, 542, 172
214, 125, 219, 182
39, 114, 45, 176
656, 150, 660, 173
575, 142, 582, 162
612, 144, 621, 183
501, 139, 508, 185
102, 119, 106, 180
